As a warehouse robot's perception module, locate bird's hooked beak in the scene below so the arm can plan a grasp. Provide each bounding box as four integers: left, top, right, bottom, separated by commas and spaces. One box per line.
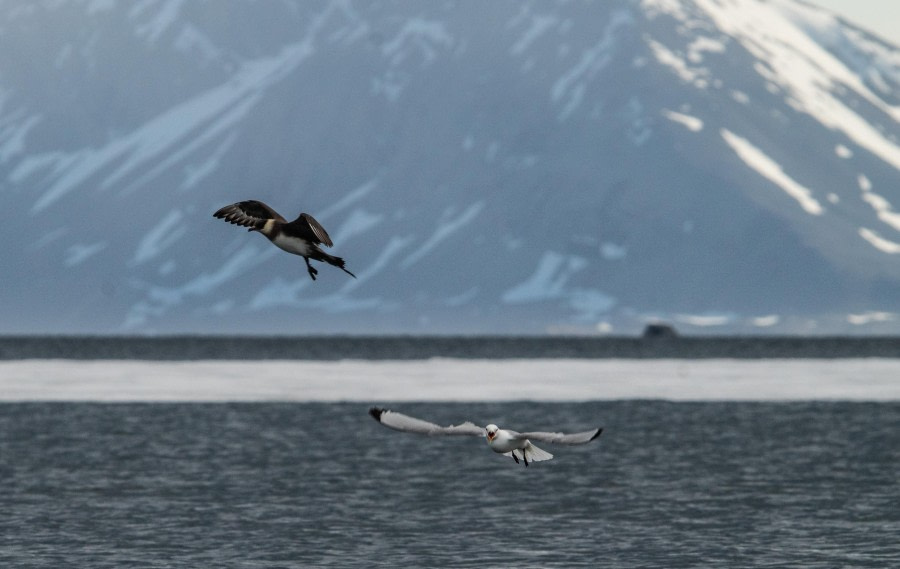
486, 430, 495, 442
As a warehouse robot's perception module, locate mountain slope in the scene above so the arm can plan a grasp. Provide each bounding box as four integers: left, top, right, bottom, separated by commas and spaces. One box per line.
2, 0, 900, 334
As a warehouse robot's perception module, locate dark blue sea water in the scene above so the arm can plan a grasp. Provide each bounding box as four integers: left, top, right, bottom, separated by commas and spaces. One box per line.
1, 401, 898, 567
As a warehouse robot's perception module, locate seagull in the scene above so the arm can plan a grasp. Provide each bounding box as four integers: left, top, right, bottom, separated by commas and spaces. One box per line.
369, 407, 602, 466
213, 200, 356, 281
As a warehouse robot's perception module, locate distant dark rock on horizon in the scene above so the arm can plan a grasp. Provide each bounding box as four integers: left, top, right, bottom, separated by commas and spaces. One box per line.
642, 323, 679, 339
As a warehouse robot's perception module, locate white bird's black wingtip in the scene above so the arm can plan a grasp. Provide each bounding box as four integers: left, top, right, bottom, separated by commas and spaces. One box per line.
591, 428, 603, 441
369, 407, 386, 422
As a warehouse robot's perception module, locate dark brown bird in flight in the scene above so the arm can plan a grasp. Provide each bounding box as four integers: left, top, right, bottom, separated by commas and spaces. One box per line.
214, 200, 356, 281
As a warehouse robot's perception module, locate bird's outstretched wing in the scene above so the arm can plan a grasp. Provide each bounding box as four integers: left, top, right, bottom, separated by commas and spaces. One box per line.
291, 212, 333, 247
369, 408, 485, 437
512, 428, 603, 445
213, 200, 286, 229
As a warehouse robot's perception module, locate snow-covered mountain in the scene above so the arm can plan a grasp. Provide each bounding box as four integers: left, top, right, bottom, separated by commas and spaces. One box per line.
3, 0, 900, 335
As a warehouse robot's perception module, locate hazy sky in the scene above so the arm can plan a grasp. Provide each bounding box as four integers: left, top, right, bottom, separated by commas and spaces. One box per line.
810, 0, 900, 44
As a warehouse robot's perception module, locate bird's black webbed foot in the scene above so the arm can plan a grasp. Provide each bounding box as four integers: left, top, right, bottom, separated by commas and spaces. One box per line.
512, 452, 519, 464
304, 258, 318, 281
524, 455, 529, 467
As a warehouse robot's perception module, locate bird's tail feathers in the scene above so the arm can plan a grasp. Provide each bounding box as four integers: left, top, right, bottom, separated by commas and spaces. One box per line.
524, 442, 553, 462
506, 443, 554, 464
322, 253, 356, 278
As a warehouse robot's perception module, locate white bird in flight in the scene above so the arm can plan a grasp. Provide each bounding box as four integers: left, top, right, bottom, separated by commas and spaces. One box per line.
369, 407, 603, 466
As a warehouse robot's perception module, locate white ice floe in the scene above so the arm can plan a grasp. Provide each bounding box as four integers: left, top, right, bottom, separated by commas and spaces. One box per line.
847, 311, 896, 325
675, 313, 734, 327
751, 314, 780, 327
1, 358, 899, 402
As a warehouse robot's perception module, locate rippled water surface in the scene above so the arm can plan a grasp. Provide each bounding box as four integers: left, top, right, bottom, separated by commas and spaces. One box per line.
1, 401, 898, 567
